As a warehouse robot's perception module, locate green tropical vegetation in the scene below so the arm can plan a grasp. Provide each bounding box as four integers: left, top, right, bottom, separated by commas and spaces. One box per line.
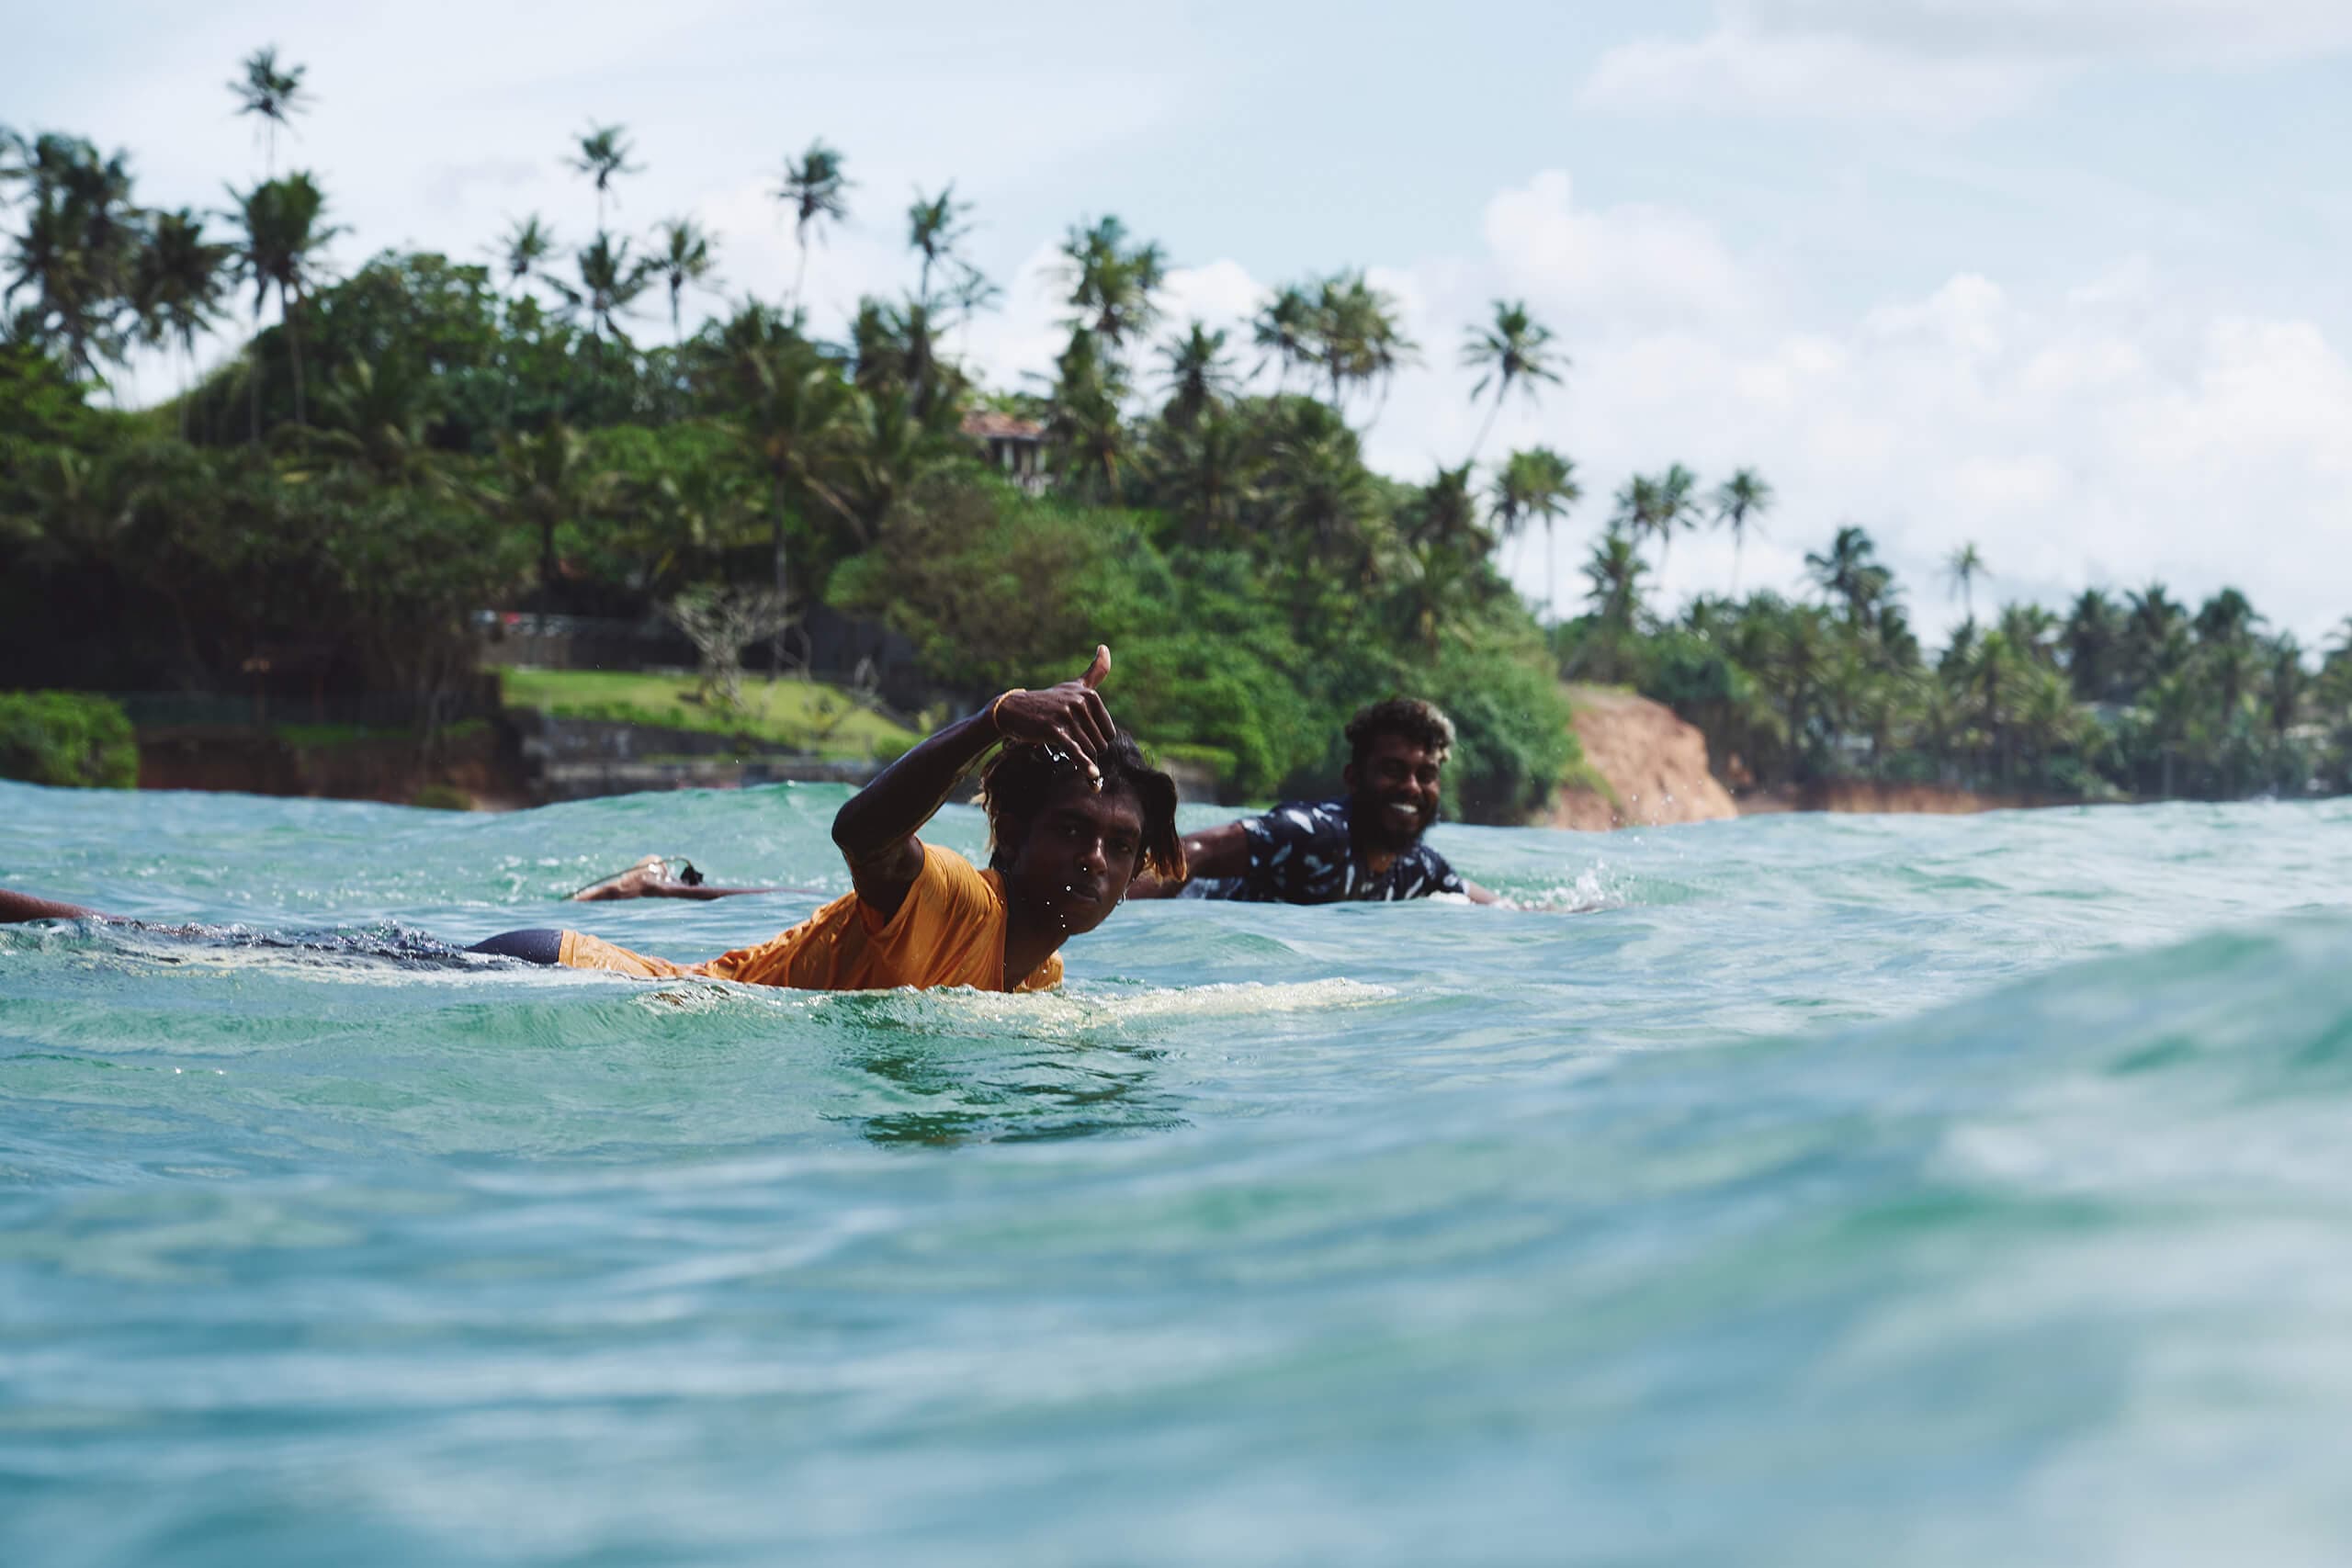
500, 668, 915, 759
5, 51, 2347, 813
0, 692, 138, 788
0, 56, 1574, 818
1559, 514, 2352, 801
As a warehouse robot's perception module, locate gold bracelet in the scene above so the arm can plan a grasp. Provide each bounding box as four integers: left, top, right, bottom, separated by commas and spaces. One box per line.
989, 689, 1024, 734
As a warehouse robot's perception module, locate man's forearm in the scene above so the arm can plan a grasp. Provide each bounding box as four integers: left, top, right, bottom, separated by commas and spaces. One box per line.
831, 707, 1003, 862
0, 887, 106, 924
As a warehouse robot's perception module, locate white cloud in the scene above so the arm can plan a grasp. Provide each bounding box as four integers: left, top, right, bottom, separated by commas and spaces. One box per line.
1484, 173, 1751, 322
1581, 0, 2352, 124
1159, 260, 1267, 333
1066, 169, 2352, 646
1747, 0, 2352, 65
33, 0, 2342, 656
1580, 24, 2048, 128
962, 243, 1075, 397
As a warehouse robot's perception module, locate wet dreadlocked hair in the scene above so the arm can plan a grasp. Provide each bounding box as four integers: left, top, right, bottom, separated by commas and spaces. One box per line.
978, 728, 1187, 882
1344, 696, 1456, 768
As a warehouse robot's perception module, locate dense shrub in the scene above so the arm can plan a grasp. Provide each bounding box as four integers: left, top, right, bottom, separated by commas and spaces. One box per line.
0, 692, 139, 789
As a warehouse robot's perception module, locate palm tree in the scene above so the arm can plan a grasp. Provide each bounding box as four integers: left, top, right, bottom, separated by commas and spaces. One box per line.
775, 139, 851, 310
651, 218, 718, 336
1351, 276, 1419, 430
1305, 270, 1415, 420
1807, 524, 1891, 629
304, 355, 445, 486
2063, 587, 2122, 703
496, 214, 557, 295
1945, 542, 1986, 621
228, 170, 341, 427
1397, 465, 1488, 650
1461, 299, 1566, 461
1997, 602, 2061, 669
229, 47, 309, 176
906, 184, 973, 305
1153, 410, 1257, 548
1710, 468, 1773, 597
488, 422, 615, 621
1060, 215, 1164, 355
4, 133, 144, 383
1251, 284, 1314, 394
1491, 446, 1580, 621
2263, 634, 2307, 740
132, 208, 231, 431
567, 124, 639, 237
1157, 321, 1238, 428
552, 233, 652, 345
1041, 326, 1131, 499
1268, 422, 1378, 575
1613, 465, 1701, 576
848, 295, 959, 421
1582, 528, 1650, 630
1406, 463, 1486, 554
2193, 586, 2261, 651
1610, 474, 1659, 564
726, 333, 864, 672
2123, 583, 2188, 694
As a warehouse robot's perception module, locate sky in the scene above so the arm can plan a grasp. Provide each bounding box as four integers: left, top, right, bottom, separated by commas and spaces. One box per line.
8, 0, 2350, 645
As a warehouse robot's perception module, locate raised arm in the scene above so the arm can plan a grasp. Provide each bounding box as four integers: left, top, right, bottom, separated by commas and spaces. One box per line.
831, 646, 1121, 919
1125, 820, 1251, 897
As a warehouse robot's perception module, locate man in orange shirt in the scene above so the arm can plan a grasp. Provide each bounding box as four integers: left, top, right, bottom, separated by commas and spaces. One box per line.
0, 646, 1185, 996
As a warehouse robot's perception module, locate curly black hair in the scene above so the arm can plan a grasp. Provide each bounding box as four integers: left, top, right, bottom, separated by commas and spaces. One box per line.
1343, 697, 1456, 768
978, 728, 1186, 882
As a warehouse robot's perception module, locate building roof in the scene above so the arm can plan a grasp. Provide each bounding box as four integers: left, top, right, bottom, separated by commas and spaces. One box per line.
960, 409, 1045, 442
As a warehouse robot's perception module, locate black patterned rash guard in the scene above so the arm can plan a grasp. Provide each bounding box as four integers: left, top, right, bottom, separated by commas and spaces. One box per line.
1182, 797, 1467, 904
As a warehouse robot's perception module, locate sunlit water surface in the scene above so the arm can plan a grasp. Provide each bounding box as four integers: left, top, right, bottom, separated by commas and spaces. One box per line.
6, 780, 2352, 1565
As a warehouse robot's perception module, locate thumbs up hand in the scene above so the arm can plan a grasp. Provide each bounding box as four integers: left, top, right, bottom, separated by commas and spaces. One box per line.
989, 646, 1117, 785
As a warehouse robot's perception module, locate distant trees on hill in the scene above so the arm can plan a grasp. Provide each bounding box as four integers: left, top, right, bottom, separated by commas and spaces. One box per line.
3, 50, 2346, 811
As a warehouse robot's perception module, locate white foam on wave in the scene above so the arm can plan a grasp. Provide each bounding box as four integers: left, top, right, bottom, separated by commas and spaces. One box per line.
695, 974, 1398, 1031
1514, 864, 1621, 914
1069, 976, 1396, 1023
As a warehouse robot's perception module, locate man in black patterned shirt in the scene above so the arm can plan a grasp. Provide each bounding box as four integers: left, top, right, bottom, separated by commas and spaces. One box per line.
1127, 697, 1499, 906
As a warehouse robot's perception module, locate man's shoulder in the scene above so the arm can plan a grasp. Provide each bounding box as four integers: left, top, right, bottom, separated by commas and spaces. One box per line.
1257, 798, 1351, 833
899, 841, 1002, 921
1403, 839, 1464, 893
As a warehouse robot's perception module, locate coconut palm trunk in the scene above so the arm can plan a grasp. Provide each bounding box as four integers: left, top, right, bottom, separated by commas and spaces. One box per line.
282, 281, 307, 425
1545, 518, 1558, 623
1468, 395, 1504, 464
770, 479, 789, 678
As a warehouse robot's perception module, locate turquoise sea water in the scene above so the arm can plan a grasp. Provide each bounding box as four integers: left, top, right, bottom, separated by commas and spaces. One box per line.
6, 779, 2352, 1565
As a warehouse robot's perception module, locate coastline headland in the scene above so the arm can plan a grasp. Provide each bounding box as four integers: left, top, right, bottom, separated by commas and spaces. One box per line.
1546, 685, 2091, 830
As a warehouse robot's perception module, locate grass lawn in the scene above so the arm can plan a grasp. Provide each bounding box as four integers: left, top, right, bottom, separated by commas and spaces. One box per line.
273, 718, 488, 751
498, 668, 920, 760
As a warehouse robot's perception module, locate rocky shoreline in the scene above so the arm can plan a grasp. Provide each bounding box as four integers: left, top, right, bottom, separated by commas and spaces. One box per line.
130, 692, 2077, 827
1544, 685, 2085, 832
1547, 685, 1738, 831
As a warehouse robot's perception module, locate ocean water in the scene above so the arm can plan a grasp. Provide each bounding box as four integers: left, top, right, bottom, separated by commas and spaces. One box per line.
5, 779, 2352, 1566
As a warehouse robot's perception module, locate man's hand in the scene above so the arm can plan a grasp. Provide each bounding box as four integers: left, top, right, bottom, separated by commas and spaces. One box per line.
1125, 822, 1248, 897
990, 645, 1117, 788
831, 645, 1121, 921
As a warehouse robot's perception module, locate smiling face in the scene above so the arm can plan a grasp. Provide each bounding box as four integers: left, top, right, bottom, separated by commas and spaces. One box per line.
1345, 730, 1444, 854
1000, 773, 1148, 936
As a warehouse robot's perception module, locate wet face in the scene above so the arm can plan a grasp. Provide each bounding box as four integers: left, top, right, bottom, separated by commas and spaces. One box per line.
1001, 774, 1148, 935
1345, 732, 1444, 852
